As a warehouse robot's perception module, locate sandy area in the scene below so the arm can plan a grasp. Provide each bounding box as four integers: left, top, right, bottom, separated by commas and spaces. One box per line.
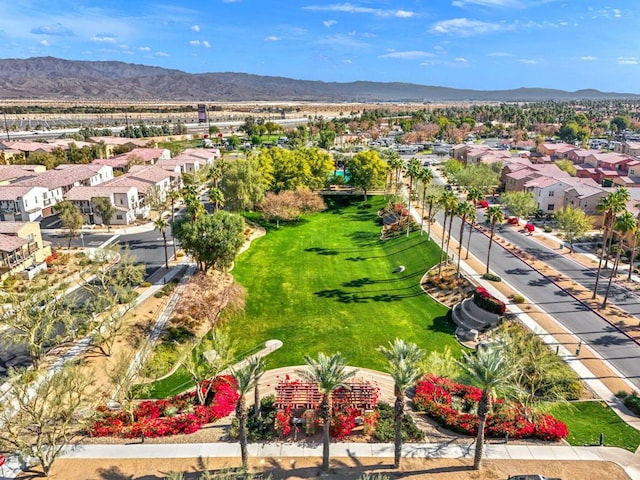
25, 457, 630, 480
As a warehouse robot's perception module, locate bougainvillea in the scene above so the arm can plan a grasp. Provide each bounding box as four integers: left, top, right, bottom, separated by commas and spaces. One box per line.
473, 286, 506, 315
413, 374, 568, 441
88, 375, 239, 438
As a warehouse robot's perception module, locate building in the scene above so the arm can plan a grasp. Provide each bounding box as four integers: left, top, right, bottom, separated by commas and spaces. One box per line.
0, 221, 51, 280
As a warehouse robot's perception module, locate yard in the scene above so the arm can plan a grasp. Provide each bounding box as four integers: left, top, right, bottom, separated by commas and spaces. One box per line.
230, 195, 459, 371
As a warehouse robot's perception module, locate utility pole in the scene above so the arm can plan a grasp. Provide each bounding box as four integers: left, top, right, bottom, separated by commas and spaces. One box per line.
2, 108, 10, 141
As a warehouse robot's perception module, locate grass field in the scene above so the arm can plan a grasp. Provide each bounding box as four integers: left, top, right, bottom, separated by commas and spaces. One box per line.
545, 401, 640, 452
229, 195, 460, 371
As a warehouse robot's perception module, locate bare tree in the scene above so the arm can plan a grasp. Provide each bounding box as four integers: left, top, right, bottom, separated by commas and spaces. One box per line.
0, 363, 96, 477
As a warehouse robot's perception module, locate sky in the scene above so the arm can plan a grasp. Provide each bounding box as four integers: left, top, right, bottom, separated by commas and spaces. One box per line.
0, 1, 639, 94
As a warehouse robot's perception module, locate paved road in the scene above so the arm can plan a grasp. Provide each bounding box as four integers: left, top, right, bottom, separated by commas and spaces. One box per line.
439, 209, 640, 388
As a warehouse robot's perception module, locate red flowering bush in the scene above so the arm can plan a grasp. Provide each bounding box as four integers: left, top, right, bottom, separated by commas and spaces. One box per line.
473, 286, 506, 315
275, 407, 293, 437
413, 374, 567, 441
330, 407, 359, 440
480, 199, 489, 208
88, 375, 239, 438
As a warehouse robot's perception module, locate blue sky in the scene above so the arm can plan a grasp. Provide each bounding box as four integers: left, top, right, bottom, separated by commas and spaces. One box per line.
1, 1, 639, 93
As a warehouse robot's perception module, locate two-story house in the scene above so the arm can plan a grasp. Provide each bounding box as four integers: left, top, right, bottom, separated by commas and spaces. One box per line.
64, 185, 140, 225
0, 186, 49, 221
0, 221, 51, 280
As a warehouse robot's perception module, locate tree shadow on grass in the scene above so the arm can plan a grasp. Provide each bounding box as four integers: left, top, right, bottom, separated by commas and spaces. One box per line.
342, 271, 423, 288
314, 286, 424, 304
427, 313, 457, 335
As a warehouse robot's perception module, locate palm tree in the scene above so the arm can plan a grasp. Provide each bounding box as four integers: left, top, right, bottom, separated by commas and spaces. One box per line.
593, 188, 629, 299
248, 356, 266, 418
485, 205, 505, 275
457, 347, 514, 470
166, 188, 180, 223
465, 206, 478, 260
232, 362, 260, 470
627, 209, 640, 281
208, 186, 225, 213
405, 158, 422, 237
154, 217, 170, 269
437, 189, 458, 275
423, 186, 442, 242
388, 157, 404, 194
602, 211, 637, 308
377, 339, 425, 469
466, 186, 483, 206
456, 200, 476, 277
417, 167, 434, 235
297, 352, 356, 473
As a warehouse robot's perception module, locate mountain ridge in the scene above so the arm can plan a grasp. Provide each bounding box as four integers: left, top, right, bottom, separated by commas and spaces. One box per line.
0, 56, 637, 102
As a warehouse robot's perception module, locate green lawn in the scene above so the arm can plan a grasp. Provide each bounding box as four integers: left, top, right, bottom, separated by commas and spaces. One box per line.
230, 195, 460, 371
545, 401, 640, 452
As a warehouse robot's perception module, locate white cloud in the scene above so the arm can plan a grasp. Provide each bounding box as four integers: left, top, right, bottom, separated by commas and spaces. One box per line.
90, 34, 117, 43
613, 9, 622, 18
430, 18, 510, 36
264, 36, 281, 41
40, 40, 49, 47
452, 0, 520, 7
304, 4, 415, 18
487, 51, 513, 57
156, 51, 169, 57
580, 55, 597, 61
519, 58, 536, 64
343, 59, 352, 64
315, 33, 369, 48
119, 44, 129, 49
191, 25, 200, 32
379, 50, 434, 60
138, 46, 151, 52
455, 57, 469, 62
323, 20, 337, 27
189, 40, 211, 47
31, 23, 74, 36
617, 56, 638, 65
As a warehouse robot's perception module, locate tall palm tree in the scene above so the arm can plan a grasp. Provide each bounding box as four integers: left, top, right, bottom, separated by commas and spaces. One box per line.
593, 188, 629, 299
627, 211, 640, 281
154, 217, 170, 269
405, 158, 422, 237
465, 205, 478, 260
166, 188, 180, 223
208, 186, 225, 213
232, 362, 260, 471
485, 205, 505, 275
248, 356, 266, 418
388, 157, 404, 194
457, 347, 514, 470
417, 167, 434, 235
456, 200, 476, 277
297, 352, 356, 473
378, 339, 425, 469
602, 211, 637, 308
423, 186, 442, 242
438, 189, 458, 275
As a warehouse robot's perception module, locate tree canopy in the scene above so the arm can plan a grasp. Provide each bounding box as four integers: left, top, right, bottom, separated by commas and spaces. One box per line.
172, 211, 246, 272
347, 150, 387, 201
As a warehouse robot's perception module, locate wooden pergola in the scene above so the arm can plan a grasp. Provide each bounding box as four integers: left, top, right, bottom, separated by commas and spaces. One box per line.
275, 377, 378, 412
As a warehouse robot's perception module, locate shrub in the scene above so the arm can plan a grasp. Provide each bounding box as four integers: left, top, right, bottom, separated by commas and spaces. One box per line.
511, 294, 525, 304
482, 273, 502, 282
473, 286, 506, 315
413, 374, 567, 441
624, 393, 640, 416
372, 402, 424, 442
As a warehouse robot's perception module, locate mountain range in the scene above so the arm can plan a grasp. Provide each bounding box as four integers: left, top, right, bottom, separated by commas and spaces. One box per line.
0, 56, 638, 103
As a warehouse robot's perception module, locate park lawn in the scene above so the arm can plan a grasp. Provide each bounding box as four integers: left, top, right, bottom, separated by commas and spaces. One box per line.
230, 195, 459, 371
545, 401, 640, 452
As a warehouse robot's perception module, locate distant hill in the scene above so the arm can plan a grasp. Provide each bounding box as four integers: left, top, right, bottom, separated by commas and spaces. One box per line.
0, 56, 637, 102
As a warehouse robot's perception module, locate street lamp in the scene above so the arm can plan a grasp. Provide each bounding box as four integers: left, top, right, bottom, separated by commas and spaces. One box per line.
80, 233, 84, 249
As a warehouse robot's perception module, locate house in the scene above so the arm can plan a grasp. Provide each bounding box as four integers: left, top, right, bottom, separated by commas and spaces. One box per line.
0, 164, 46, 185
562, 180, 607, 215
584, 152, 633, 172
0, 185, 49, 221
523, 176, 570, 213
614, 141, 640, 157
567, 149, 600, 165
102, 165, 174, 218
87, 137, 154, 157
111, 147, 171, 166
64, 185, 141, 225
0, 140, 58, 158
502, 163, 570, 193
537, 143, 578, 158
11, 164, 114, 217
0, 221, 51, 281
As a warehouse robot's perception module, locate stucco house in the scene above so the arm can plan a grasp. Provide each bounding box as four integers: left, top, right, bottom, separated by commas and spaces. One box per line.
64, 185, 141, 225
0, 221, 51, 280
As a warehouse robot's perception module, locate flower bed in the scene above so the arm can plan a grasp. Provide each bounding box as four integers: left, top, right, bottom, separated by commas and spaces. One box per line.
473, 286, 506, 315
413, 374, 568, 441
89, 375, 239, 438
